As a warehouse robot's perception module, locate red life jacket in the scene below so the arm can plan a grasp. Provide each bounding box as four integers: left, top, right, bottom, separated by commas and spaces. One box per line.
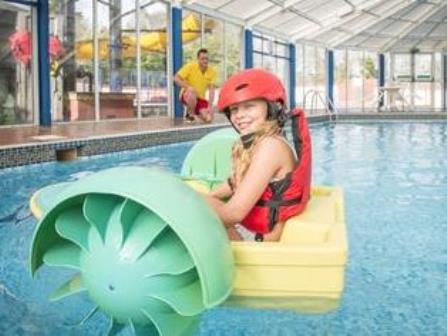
240, 108, 312, 235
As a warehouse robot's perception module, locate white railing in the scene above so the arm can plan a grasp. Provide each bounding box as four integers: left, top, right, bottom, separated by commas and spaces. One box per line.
303, 89, 338, 121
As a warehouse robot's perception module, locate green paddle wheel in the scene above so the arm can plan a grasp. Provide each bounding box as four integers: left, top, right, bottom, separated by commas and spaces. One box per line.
30, 166, 234, 335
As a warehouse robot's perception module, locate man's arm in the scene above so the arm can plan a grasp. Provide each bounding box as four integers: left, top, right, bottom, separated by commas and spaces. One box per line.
174, 73, 191, 90
208, 84, 215, 107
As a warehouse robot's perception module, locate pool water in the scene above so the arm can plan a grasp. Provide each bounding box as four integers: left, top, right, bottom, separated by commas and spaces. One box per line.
1, 122, 446, 335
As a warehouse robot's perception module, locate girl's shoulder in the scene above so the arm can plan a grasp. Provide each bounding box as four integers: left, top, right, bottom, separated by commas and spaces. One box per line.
257, 135, 290, 150
257, 135, 297, 161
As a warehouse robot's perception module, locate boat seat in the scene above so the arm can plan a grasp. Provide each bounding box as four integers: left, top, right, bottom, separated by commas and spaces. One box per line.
280, 194, 336, 244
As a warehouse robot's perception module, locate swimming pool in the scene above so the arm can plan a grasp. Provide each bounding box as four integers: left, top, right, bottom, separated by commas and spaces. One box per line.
1, 122, 446, 335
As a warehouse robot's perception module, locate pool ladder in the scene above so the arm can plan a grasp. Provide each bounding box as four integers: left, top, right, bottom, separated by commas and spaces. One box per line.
303, 90, 338, 122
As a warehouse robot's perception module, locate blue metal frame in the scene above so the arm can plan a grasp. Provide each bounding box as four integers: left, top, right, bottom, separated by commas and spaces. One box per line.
244, 29, 253, 69
172, 6, 183, 119
37, 0, 51, 126
326, 50, 334, 111
288, 44, 296, 109
378, 54, 385, 108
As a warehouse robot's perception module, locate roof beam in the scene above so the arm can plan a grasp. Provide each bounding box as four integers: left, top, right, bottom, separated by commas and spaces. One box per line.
257, 0, 323, 27
343, 0, 356, 11
434, 39, 447, 51
216, 1, 235, 10
410, 13, 447, 49
362, 9, 381, 19
266, 0, 334, 32
330, 0, 416, 48
379, 2, 447, 52
336, 6, 416, 48
247, 0, 305, 26
289, 0, 395, 40
182, 3, 245, 26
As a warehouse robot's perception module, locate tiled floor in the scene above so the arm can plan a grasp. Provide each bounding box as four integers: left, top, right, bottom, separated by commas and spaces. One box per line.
0, 115, 229, 148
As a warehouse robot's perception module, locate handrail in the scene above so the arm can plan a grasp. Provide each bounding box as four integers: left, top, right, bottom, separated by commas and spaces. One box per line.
303, 89, 338, 121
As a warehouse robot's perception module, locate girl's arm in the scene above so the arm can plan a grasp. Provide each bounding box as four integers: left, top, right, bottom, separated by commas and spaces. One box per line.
204, 138, 286, 226
210, 180, 233, 199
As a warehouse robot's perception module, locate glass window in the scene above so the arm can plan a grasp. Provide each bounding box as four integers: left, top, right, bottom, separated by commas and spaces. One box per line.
0, 4, 34, 125
347, 50, 363, 109
49, 0, 169, 121
414, 54, 432, 78
253, 52, 262, 68
263, 38, 272, 54
394, 54, 411, 82
414, 53, 432, 107
303, 45, 316, 110
296, 44, 304, 107
363, 52, 378, 110
224, 23, 241, 79
275, 42, 288, 58
433, 53, 442, 109
277, 58, 288, 96
262, 55, 275, 73
253, 33, 290, 97
334, 49, 347, 111
95, 0, 137, 120
204, 15, 224, 88
139, 1, 168, 117
253, 36, 263, 52
182, 10, 202, 63
315, 47, 326, 110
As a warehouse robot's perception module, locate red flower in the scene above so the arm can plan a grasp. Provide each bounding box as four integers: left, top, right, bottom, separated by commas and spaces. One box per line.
9, 31, 65, 65
9, 31, 31, 65
49, 35, 64, 59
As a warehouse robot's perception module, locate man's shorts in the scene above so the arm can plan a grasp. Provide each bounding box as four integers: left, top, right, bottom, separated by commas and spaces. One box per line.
181, 92, 209, 115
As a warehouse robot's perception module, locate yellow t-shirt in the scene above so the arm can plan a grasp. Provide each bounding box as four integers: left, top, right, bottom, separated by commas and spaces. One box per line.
177, 61, 217, 99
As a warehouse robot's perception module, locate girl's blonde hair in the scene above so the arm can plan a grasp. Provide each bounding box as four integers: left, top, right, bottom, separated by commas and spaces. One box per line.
231, 120, 282, 187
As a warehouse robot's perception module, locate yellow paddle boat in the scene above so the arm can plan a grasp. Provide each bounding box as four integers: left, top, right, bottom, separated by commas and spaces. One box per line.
29, 128, 348, 334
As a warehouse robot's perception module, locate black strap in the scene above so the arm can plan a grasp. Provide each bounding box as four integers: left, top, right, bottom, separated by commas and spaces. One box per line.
240, 132, 256, 149
252, 171, 300, 232
256, 197, 301, 207
254, 233, 264, 242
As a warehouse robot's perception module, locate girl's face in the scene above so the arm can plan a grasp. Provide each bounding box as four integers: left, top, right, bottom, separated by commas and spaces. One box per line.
229, 99, 268, 135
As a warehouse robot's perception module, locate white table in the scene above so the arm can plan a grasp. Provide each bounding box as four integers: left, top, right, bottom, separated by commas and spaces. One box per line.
377, 86, 412, 112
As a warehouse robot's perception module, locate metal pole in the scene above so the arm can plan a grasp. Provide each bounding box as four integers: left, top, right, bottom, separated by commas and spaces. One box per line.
37, 0, 51, 126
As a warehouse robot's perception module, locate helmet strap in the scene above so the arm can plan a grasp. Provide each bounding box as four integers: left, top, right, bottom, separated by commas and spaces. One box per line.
240, 132, 257, 149
224, 109, 241, 133
267, 102, 288, 127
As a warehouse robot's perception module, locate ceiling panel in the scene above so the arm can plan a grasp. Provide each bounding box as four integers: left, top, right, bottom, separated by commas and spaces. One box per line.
185, 0, 447, 52
219, 0, 272, 20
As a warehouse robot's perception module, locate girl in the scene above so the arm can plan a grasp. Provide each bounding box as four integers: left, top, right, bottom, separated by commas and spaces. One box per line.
204, 69, 312, 242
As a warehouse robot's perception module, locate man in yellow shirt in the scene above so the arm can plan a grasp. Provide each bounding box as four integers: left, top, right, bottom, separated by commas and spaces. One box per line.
174, 48, 216, 123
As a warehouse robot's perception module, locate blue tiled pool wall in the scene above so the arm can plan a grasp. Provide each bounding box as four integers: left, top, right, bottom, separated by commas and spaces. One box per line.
1, 113, 447, 170
0, 124, 227, 169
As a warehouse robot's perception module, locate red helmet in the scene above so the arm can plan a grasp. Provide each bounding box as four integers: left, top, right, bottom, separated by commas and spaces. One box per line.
217, 68, 287, 112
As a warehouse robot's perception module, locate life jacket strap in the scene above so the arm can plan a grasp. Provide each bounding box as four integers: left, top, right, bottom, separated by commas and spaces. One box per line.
256, 196, 302, 232
255, 197, 301, 207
